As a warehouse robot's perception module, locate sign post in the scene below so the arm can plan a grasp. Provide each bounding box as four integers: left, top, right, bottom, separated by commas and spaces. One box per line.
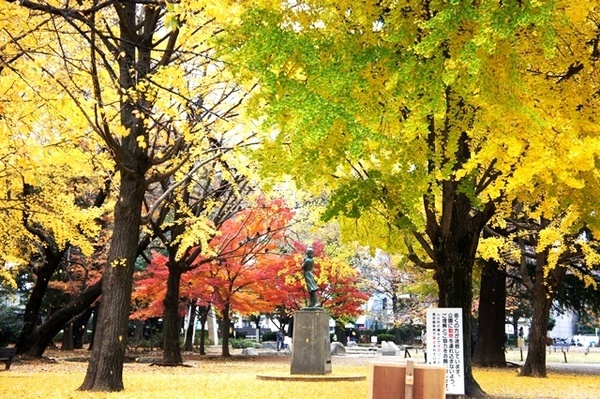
426, 307, 465, 396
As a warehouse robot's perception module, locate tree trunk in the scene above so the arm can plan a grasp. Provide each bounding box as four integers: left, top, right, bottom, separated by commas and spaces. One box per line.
519, 244, 567, 377
334, 321, 347, 344
472, 259, 507, 367
73, 308, 93, 349
183, 303, 197, 352
198, 306, 209, 355
131, 320, 144, 348
88, 306, 98, 351
161, 263, 184, 365
431, 193, 491, 398
221, 304, 231, 357
79, 171, 146, 391
519, 261, 565, 377
61, 322, 75, 351
435, 247, 483, 398
288, 317, 294, 341
520, 286, 551, 377
77, 0, 152, 388
511, 314, 519, 345
16, 253, 64, 354
22, 280, 102, 358
198, 305, 211, 355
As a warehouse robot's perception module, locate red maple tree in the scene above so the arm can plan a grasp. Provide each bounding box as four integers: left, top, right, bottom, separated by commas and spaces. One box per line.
188, 198, 293, 355
132, 198, 295, 356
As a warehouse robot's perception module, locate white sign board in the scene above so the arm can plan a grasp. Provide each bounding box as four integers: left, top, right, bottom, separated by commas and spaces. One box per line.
426, 307, 465, 395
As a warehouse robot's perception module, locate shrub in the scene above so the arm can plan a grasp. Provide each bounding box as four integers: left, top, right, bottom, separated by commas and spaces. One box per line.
388, 326, 411, 343
377, 333, 395, 344
262, 331, 277, 342
0, 303, 23, 347
137, 331, 163, 349
229, 338, 256, 348
194, 330, 212, 346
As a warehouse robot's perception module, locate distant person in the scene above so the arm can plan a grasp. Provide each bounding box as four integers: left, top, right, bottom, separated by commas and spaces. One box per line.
276, 330, 285, 351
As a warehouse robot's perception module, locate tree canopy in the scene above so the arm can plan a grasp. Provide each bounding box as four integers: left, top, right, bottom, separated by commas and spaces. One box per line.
219, 1, 600, 395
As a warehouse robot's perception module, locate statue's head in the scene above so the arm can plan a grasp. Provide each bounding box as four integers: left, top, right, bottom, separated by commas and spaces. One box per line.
306, 245, 313, 257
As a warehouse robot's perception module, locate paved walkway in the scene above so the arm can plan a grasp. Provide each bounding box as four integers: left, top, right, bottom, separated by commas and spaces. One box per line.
336, 346, 600, 375
526, 361, 600, 375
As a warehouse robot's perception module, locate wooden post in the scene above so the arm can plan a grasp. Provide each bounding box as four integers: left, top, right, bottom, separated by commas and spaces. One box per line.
520, 347, 523, 361
404, 360, 414, 399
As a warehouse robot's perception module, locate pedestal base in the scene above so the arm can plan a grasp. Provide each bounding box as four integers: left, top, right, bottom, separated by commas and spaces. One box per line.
290, 309, 332, 375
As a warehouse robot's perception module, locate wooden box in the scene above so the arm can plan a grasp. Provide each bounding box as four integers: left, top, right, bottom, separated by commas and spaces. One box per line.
368, 361, 446, 399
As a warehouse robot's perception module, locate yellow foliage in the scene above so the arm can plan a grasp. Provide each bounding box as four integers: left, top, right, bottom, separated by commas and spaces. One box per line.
477, 236, 508, 262
1, 353, 599, 399
0, 267, 17, 289
172, 217, 217, 261
537, 227, 563, 253
580, 241, 600, 269
111, 258, 127, 268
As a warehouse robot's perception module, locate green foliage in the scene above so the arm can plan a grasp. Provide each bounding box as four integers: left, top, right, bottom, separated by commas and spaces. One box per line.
217, 0, 590, 262
377, 333, 395, 344
261, 331, 277, 342
135, 332, 163, 349
229, 338, 256, 349
193, 330, 211, 347
389, 326, 413, 344
554, 273, 600, 315
0, 302, 23, 346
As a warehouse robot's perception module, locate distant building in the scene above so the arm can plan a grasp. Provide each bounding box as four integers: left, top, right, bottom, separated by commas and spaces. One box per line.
548, 310, 577, 341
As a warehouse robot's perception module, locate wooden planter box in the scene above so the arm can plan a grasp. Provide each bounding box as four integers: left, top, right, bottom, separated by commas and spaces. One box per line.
368, 361, 446, 399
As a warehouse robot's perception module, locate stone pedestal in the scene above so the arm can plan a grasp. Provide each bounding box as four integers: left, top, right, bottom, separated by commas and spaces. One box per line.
291, 309, 332, 375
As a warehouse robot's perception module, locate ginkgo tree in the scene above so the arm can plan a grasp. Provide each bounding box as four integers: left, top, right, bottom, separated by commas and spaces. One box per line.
474, 1, 600, 377
4, 0, 252, 392
476, 210, 600, 378
219, 1, 600, 395
0, 7, 113, 358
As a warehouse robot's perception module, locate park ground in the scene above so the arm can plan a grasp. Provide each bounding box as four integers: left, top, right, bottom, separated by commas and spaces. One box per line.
0, 346, 599, 399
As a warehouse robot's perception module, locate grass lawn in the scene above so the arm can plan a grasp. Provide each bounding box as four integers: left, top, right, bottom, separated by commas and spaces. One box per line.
0, 348, 598, 398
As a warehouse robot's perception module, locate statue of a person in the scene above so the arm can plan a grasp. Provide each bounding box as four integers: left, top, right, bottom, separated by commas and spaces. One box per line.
302, 246, 319, 307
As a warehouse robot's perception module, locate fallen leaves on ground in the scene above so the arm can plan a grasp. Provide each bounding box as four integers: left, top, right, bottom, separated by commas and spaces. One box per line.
474, 368, 600, 399
0, 350, 599, 398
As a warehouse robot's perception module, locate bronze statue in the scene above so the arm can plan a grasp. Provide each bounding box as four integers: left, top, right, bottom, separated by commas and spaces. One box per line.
302, 246, 319, 307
